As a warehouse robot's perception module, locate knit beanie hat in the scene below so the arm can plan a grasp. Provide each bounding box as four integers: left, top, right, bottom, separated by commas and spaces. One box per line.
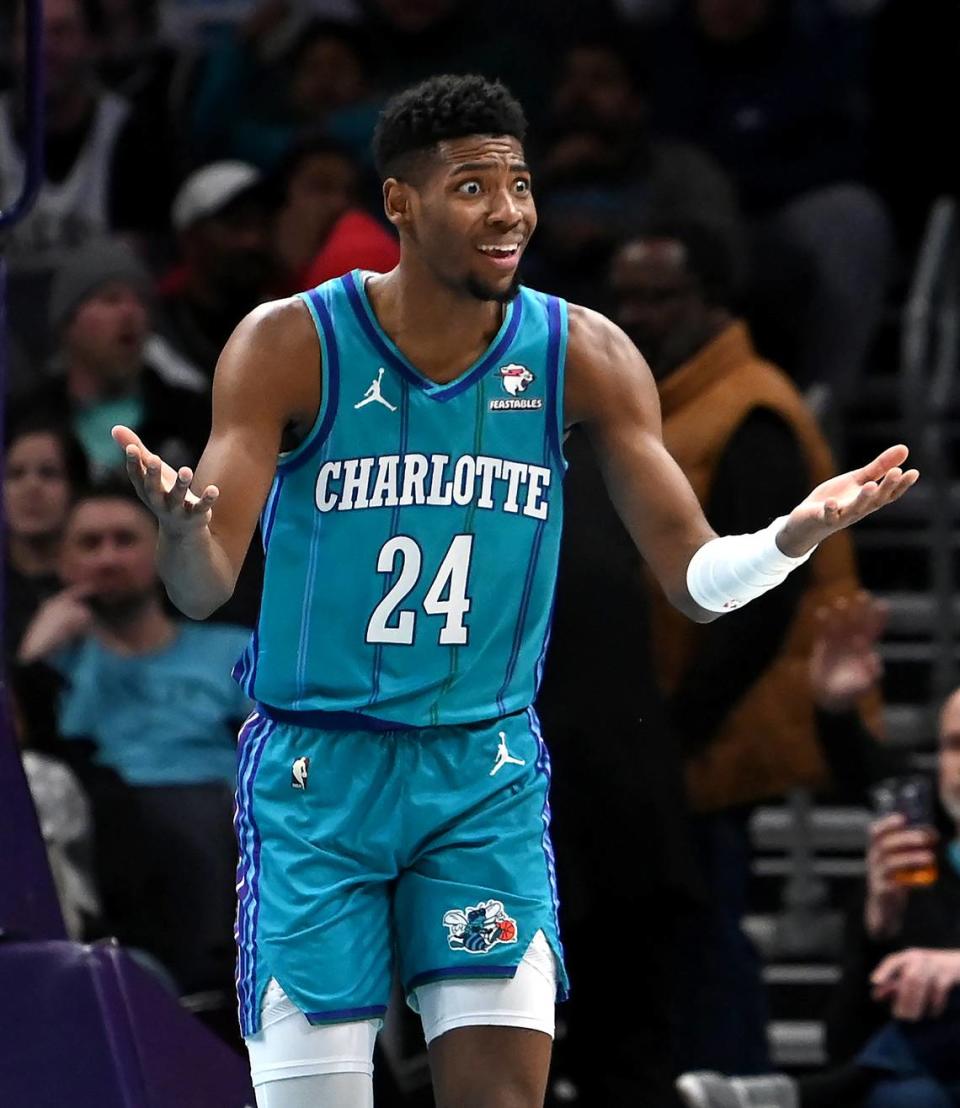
48, 238, 153, 334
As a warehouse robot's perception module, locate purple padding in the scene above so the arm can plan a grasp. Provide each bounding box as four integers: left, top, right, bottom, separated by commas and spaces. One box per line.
0, 941, 254, 1107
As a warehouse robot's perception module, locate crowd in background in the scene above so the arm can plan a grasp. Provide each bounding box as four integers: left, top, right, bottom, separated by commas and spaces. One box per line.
2, 1, 959, 1106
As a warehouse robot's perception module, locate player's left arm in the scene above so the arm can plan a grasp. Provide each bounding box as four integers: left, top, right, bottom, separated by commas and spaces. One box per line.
564, 305, 919, 623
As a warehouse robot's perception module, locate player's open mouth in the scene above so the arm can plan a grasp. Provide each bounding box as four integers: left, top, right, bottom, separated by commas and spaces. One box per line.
476, 243, 521, 270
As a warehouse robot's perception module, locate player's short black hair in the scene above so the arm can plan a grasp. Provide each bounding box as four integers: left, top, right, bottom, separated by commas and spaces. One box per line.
372, 74, 528, 181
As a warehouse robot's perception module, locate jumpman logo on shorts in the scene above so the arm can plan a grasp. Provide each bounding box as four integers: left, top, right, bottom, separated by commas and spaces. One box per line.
354, 367, 397, 412
489, 732, 526, 776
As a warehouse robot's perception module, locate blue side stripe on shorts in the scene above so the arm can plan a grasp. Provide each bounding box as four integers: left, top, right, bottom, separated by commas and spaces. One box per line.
234, 715, 272, 1035
527, 706, 567, 995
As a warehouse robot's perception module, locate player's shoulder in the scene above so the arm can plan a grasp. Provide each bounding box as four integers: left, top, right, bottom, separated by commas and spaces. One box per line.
565, 301, 638, 375
230, 295, 315, 353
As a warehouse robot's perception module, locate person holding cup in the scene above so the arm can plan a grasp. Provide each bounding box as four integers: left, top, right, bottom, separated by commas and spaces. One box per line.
677, 600, 960, 1108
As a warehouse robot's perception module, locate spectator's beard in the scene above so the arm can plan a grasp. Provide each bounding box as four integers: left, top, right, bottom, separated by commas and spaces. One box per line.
88, 588, 154, 626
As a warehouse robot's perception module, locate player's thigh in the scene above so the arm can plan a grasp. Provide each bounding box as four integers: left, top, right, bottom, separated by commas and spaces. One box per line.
417, 928, 556, 1107
236, 716, 398, 1035
429, 1025, 552, 1108
246, 980, 378, 1107
394, 712, 568, 1001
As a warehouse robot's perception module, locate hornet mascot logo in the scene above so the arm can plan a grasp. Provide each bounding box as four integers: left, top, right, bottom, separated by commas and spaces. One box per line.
443, 899, 518, 954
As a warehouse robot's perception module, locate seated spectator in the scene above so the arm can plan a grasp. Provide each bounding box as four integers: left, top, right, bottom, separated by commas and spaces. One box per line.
271, 137, 398, 295
643, 0, 894, 398
156, 162, 276, 382
3, 417, 89, 660
190, 6, 381, 173
529, 35, 739, 308
677, 685, 960, 1108
609, 219, 878, 1075
9, 238, 208, 480
16, 484, 251, 995
0, 0, 173, 365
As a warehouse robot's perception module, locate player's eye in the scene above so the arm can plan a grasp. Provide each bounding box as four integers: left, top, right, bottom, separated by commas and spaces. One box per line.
458, 180, 482, 196
514, 179, 530, 194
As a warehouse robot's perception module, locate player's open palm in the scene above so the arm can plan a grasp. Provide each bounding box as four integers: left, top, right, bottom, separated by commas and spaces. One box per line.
779, 445, 919, 555
112, 425, 219, 536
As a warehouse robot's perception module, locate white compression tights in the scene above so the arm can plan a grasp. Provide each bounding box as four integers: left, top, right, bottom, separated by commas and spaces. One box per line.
248, 932, 556, 1107
254, 1072, 372, 1108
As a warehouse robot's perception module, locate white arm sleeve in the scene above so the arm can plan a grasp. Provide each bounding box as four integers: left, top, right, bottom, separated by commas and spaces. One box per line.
686, 515, 816, 614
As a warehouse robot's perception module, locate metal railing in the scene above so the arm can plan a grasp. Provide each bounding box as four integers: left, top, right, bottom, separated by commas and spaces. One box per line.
901, 197, 959, 699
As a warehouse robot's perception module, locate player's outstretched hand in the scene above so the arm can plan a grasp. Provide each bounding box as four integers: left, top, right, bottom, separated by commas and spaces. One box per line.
112, 425, 219, 536
777, 445, 918, 557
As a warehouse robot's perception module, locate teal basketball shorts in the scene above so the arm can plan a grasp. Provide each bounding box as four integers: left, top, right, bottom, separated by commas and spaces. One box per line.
234, 706, 569, 1038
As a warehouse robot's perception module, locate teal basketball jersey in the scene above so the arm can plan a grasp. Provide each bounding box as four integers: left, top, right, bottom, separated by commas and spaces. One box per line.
233, 270, 568, 727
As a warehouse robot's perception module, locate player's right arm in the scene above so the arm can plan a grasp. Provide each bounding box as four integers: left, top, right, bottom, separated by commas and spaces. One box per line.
113, 297, 320, 619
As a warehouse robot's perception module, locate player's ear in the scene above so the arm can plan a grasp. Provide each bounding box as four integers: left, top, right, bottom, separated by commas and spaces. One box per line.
383, 178, 413, 230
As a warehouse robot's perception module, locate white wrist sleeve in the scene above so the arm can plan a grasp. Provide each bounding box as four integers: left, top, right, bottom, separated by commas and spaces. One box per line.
686, 515, 815, 614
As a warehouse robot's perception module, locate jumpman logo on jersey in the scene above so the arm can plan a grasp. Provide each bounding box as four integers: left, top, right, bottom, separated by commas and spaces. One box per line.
489, 732, 526, 776
354, 367, 397, 412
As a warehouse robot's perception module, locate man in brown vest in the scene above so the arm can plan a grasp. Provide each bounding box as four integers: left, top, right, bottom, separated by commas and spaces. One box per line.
609, 219, 878, 1075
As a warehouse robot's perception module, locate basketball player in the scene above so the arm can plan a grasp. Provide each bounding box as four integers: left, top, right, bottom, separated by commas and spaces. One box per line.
113, 76, 917, 1108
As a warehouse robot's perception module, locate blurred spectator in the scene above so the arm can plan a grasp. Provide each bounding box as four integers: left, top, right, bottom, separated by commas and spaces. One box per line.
156, 161, 275, 382
190, 6, 381, 173
9, 238, 208, 481
538, 429, 703, 1108
271, 137, 398, 294
678, 687, 960, 1108
610, 220, 877, 1073
866, 0, 959, 249
3, 417, 89, 660
529, 35, 739, 308
16, 484, 250, 995
94, 0, 191, 245
0, 0, 174, 363
9, 681, 101, 941
362, 0, 520, 95
644, 0, 894, 397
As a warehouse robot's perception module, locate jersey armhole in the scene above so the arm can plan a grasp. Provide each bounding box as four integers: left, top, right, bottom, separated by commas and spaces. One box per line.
277, 289, 340, 472
546, 296, 568, 472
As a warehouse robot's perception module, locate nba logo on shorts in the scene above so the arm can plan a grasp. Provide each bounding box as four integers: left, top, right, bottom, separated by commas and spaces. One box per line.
291, 757, 310, 790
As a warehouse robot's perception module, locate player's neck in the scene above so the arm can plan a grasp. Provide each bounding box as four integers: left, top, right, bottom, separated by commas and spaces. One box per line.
367, 263, 505, 384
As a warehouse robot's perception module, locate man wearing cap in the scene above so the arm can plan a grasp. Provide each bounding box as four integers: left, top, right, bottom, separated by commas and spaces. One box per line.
155, 161, 276, 382
9, 238, 208, 482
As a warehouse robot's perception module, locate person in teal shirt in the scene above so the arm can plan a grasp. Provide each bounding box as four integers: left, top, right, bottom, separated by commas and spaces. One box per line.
17, 483, 251, 994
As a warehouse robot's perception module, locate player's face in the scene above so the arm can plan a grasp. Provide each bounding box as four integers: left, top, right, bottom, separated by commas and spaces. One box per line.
609, 239, 708, 378
4, 432, 72, 542
408, 135, 536, 304
938, 692, 960, 825
62, 499, 158, 614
